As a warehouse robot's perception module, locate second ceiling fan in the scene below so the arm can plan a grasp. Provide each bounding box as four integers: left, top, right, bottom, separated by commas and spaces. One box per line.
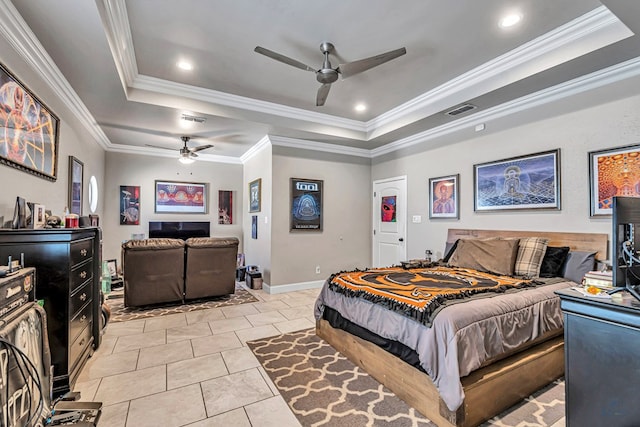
254, 42, 406, 106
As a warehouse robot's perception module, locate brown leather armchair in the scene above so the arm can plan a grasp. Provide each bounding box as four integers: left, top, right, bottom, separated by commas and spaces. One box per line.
185, 237, 239, 299
122, 238, 185, 307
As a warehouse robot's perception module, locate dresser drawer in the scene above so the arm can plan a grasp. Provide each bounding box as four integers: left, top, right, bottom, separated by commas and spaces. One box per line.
70, 282, 93, 318
70, 302, 92, 344
70, 239, 93, 266
69, 323, 92, 371
70, 262, 93, 292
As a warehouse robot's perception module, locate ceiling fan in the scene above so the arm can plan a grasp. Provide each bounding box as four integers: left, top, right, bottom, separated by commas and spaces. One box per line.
254, 42, 406, 106
145, 136, 213, 164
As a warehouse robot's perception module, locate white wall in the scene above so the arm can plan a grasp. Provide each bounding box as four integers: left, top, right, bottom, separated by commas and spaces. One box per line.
373, 93, 640, 261
0, 34, 105, 227
270, 147, 372, 287
103, 151, 243, 262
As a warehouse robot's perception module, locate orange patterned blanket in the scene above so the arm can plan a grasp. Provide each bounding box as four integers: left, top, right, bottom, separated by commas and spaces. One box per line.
328, 265, 537, 326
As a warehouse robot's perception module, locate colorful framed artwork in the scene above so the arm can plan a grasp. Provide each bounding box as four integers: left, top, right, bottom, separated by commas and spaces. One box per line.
249, 178, 261, 212
120, 185, 140, 225
290, 178, 323, 231
0, 62, 60, 181
219, 190, 233, 224
429, 174, 459, 219
474, 149, 560, 211
381, 196, 397, 222
155, 180, 207, 214
251, 215, 258, 239
589, 144, 640, 216
68, 156, 83, 215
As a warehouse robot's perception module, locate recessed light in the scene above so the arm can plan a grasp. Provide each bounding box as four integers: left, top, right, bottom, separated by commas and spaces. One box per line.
354, 103, 367, 112
499, 13, 522, 28
177, 61, 193, 71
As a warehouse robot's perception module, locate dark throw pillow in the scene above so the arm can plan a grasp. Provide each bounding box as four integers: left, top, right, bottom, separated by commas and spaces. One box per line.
539, 246, 571, 278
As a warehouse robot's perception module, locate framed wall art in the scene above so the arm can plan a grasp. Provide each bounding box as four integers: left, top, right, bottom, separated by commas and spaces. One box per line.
120, 185, 140, 225
155, 180, 207, 214
290, 178, 323, 231
249, 179, 261, 212
68, 156, 83, 215
0, 62, 60, 181
219, 190, 233, 224
251, 215, 258, 239
589, 144, 640, 216
429, 174, 459, 219
474, 149, 560, 212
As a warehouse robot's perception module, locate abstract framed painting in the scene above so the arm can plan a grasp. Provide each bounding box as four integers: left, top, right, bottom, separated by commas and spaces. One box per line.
588, 144, 640, 216
0, 61, 60, 181
155, 180, 207, 214
219, 190, 233, 224
249, 178, 261, 213
290, 178, 323, 231
429, 174, 459, 219
120, 185, 140, 225
474, 149, 560, 212
68, 156, 83, 215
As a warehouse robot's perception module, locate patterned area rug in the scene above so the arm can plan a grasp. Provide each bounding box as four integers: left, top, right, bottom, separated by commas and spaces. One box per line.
247, 328, 565, 427
105, 285, 259, 322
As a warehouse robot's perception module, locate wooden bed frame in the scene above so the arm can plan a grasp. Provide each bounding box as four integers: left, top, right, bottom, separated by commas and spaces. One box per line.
316, 229, 608, 427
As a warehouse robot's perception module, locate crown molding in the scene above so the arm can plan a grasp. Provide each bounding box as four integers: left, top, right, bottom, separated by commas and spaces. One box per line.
0, 0, 111, 150
96, 0, 137, 91
366, 6, 629, 137
371, 55, 640, 157
269, 135, 371, 158
240, 135, 271, 164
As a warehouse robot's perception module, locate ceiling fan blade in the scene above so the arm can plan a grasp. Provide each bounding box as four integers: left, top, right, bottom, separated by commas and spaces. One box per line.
189, 144, 214, 153
190, 152, 199, 158
316, 83, 331, 106
339, 47, 406, 79
145, 144, 175, 151
254, 46, 316, 73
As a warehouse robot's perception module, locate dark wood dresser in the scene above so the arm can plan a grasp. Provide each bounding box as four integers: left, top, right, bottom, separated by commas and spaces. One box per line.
0, 228, 101, 397
556, 288, 640, 426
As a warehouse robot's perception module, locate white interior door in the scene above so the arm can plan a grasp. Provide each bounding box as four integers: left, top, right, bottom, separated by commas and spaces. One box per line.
373, 176, 407, 267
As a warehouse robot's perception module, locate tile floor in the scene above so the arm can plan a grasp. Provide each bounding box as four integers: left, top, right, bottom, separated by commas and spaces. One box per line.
75, 285, 320, 427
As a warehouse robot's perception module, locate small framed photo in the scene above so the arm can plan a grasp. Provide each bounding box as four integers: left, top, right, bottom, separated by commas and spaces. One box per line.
68, 156, 84, 215
106, 259, 119, 279
474, 149, 560, 211
588, 144, 640, 216
89, 214, 99, 227
31, 204, 46, 229
249, 179, 261, 212
429, 174, 459, 219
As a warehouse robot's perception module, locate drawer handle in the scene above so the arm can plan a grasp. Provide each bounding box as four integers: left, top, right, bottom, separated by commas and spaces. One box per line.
80, 271, 87, 279
80, 315, 87, 323
79, 293, 87, 302
80, 249, 88, 257
79, 338, 85, 347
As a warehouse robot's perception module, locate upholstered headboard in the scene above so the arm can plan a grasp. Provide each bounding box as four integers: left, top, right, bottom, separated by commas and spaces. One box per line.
446, 228, 608, 261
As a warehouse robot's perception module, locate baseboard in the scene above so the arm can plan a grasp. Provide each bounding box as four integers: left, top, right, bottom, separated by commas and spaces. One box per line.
263, 279, 325, 294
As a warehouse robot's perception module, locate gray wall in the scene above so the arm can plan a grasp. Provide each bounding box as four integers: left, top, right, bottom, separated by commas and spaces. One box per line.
373, 93, 640, 261
0, 35, 105, 228
103, 151, 243, 263
242, 143, 272, 284
270, 147, 372, 287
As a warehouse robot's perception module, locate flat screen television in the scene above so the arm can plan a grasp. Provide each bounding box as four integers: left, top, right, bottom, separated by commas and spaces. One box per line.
148, 221, 210, 240
611, 196, 640, 301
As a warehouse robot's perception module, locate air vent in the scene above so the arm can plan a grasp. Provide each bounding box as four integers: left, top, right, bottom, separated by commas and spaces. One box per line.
181, 114, 206, 123
444, 103, 477, 116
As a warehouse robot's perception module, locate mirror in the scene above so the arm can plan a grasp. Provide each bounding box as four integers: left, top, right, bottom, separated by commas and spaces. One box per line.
88, 175, 98, 213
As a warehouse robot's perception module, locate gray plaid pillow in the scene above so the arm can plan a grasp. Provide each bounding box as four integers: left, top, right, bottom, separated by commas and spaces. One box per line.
514, 237, 549, 278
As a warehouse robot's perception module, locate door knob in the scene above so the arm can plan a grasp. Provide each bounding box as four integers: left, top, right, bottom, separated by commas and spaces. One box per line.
399, 238, 404, 242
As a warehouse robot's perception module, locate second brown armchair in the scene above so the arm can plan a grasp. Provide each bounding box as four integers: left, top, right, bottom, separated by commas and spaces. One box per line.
184, 237, 239, 300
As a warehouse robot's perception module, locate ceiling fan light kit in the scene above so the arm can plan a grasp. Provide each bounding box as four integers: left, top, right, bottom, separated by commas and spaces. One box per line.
254, 41, 407, 106
145, 136, 214, 164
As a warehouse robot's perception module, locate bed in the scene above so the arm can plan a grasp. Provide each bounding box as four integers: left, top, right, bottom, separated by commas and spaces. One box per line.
315, 228, 608, 427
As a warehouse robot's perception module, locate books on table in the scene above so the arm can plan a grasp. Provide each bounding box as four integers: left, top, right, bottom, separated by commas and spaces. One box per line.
582, 270, 613, 289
